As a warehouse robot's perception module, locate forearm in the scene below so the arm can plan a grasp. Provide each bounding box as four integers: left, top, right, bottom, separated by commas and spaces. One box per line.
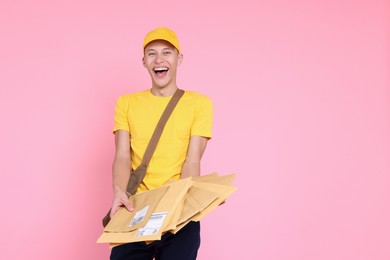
110, 155, 134, 217
181, 160, 201, 179
112, 156, 131, 194
109, 130, 134, 216
181, 135, 208, 179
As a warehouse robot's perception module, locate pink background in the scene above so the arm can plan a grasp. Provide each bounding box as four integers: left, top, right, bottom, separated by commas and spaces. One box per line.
1, 0, 389, 259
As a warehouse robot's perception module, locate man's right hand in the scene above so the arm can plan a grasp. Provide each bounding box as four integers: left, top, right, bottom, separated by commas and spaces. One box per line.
110, 190, 134, 218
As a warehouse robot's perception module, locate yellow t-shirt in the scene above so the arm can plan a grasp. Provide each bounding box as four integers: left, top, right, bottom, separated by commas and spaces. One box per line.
113, 89, 213, 192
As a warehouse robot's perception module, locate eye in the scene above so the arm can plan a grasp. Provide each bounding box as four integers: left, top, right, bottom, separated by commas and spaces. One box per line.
147, 52, 156, 57
163, 50, 172, 55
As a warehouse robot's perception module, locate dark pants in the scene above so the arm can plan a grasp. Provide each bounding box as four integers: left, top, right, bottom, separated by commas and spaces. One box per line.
110, 221, 201, 260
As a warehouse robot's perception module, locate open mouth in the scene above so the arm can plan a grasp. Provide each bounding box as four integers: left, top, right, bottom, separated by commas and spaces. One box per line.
153, 67, 169, 77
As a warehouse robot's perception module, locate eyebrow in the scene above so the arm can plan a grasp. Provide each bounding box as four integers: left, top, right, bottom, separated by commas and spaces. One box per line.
145, 47, 173, 52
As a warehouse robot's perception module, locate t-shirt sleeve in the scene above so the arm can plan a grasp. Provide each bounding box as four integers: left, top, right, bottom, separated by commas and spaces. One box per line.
113, 95, 130, 133
191, 96, 213, 139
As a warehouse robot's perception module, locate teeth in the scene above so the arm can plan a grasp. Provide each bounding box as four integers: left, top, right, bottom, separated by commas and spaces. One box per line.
154, 68, 168, 72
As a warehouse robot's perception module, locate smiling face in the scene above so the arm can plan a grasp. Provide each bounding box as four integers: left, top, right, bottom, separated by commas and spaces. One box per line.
143, 40, 183, 92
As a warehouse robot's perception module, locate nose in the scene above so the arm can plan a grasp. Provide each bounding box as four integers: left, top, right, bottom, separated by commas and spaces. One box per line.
154, 53, 163, 63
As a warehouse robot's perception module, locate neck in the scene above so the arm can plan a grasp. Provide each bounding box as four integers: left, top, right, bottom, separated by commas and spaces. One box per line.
150, 86, 178, 97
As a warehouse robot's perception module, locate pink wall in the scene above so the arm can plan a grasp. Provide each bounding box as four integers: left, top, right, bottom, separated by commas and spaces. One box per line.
1, 1, 389, 259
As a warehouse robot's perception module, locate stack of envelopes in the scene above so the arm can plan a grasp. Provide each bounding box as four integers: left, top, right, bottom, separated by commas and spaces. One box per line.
97, 173, 237, 247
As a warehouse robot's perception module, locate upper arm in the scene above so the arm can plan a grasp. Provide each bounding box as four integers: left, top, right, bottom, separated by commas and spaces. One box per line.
114, 130, 130, 159
191, 95, 213, 139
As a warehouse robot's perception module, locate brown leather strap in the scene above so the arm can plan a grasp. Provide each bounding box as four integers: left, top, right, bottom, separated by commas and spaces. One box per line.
141, 89, 185, 167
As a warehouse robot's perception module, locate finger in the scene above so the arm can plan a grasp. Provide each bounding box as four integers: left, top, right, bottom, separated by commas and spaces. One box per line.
122, 197, 134, 212
109, 207, 117, 219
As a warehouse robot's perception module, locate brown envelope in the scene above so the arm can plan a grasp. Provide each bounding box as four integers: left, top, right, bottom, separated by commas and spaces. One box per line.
164, 174, 236, 231
104, 186, 169, 232
194, 173, 236, 186
98, 173, 238, 245
170, 219, 191, 234
153, 179, 192, 228
176, 186, 219, 226
192, 172, 219, 181
98, 178, 192, 244
190, 181, 237, 222
164, 194, 185, 231
98, 231, 154, 244
130, 178, 193, 242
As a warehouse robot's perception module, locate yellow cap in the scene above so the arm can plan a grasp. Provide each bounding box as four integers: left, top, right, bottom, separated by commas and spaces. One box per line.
143, 27, 181, 53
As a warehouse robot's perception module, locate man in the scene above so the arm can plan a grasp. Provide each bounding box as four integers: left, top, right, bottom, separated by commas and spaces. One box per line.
109, 27, 213, 260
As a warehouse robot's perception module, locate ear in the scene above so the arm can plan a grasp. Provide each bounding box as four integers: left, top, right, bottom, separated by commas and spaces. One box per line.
177, 53, 183, 66
142, 56, 146, 68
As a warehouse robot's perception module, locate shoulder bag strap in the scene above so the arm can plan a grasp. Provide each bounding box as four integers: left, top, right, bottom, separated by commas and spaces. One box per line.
141, 88, 185, 167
